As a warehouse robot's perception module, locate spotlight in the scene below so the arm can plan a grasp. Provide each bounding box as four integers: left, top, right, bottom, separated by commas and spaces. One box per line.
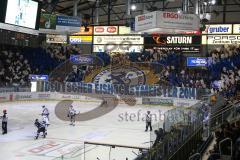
131, 4, 136, 11
177, 9, 183, 14
211, 0, 216, 5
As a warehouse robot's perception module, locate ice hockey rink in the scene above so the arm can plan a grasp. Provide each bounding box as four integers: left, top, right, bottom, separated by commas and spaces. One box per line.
0, 100, 172, 160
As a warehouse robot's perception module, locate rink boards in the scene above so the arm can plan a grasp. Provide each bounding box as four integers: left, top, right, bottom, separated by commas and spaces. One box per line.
0, 92, 199, 107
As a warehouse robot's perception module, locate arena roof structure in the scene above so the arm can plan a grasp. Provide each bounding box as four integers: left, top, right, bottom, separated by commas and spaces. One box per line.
39, 0, 240, 25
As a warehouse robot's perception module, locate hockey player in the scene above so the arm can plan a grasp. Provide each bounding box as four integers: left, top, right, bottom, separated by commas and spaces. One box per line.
68, 105, 77, 126
34, 119, 47, 139
41, 105, 50, 126
0, 110, 8, 134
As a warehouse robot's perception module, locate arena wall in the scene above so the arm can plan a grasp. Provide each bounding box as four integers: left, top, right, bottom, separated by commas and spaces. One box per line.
0, 92, 199, 107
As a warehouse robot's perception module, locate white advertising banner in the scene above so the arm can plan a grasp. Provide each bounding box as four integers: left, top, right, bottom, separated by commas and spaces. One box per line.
119, 26, 131, 34
93, 36, 144, 45
135, 11, 200, 33
46, 34, 67, 44
135, 11, 157, 32
156, 11, 200, 31
233, 24, 240, 34
202, 35, 240, 45
93, 44, 143, 53
94, 26, 118, 35
202, 24, 232, 34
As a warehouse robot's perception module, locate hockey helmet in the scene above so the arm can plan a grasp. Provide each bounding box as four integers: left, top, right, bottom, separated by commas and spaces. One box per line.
3, 109, 7, 113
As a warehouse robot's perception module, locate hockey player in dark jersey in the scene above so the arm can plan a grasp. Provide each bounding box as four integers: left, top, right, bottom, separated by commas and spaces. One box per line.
34, 119, 47, 139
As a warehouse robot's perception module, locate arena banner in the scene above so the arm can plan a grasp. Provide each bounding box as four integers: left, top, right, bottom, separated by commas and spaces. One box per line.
63, 83, 197, 100
70, 55, 94, 64
56, 15, 81, 33
29, 75, 49, 81
202, 35, 240, 45
93, 36, 144, 45
135, 11, 200, 33
173, 99, 199, 107
145, 35, 201, 45
69, 35, 92, 44
142, 97, 173, 106
38, 93, 51, 99
118, 26, 131, 34
15, 93, 33, 100
94, 26, 118, 35
46, 34, 67, 44
233, 24, 240, 34
135, 11, 158, 31
146, 46, 200, 53
187, 57, 208, 67
202, 24, 232, 34
39, 14, 81, 34
157, 11, 200, 31
144, 35, 201, 53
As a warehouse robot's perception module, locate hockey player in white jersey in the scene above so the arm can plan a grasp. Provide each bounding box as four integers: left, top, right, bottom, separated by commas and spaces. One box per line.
68, 105, 77, 126
41, 105, 50, 126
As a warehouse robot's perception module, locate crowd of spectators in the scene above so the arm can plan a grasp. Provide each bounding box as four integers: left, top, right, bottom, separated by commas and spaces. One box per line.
0, 44, 81, 87
0, 48, 32, 86
208, 120, 240, 160
208, 46, 240, 98
43, 44, 82, 61
1, 43, 240, 99
122, 45, 240, 98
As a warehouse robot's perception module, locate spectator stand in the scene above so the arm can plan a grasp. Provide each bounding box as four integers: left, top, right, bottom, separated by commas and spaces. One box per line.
48, 54, 104, 83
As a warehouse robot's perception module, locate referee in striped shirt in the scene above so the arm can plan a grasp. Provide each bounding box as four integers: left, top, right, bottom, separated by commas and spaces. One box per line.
145, 111, 152, 132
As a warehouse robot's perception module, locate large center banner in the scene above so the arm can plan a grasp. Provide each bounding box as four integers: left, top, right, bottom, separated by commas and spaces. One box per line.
53, 83, 198, 100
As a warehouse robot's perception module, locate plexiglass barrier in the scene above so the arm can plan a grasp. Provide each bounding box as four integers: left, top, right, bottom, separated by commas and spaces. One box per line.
83, 141, 149, 160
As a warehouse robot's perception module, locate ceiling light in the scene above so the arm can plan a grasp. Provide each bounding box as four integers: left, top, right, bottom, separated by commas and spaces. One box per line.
131, 4, 136, 11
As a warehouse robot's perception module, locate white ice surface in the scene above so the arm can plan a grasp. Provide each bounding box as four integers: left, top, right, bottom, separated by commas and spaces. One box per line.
0, 101, 172, 160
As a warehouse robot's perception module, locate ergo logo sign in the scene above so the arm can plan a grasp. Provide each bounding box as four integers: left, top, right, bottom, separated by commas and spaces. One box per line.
163, 12, 178, 19
162, 12, 193, 20
137, 15, 153, 21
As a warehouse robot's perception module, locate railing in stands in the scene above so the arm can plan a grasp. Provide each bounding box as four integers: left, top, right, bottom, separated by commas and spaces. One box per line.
146, 101, 205, 160
210, 100, 240, 131
188, 153, 201, 160
219, 138, 233, 159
